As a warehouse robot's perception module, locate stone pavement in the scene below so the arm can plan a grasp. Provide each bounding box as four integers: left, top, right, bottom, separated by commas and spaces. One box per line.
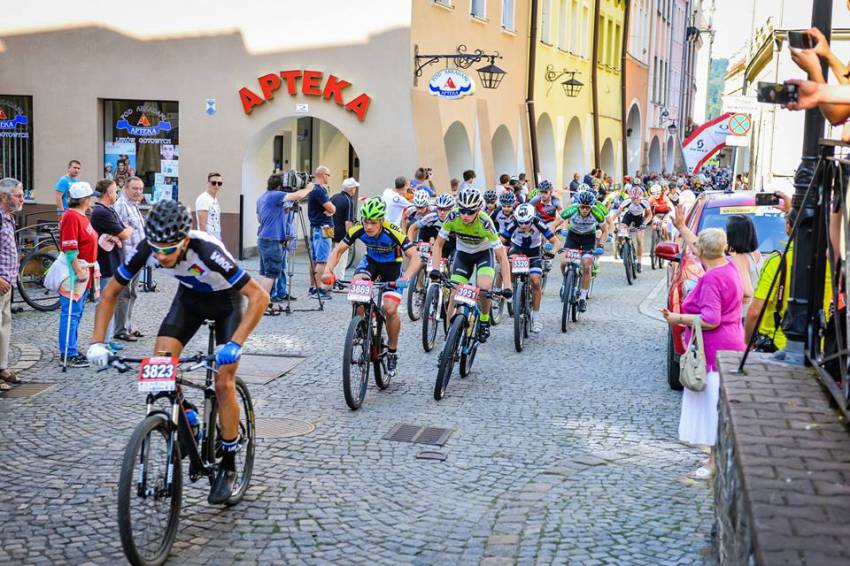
0, 255, 715, 565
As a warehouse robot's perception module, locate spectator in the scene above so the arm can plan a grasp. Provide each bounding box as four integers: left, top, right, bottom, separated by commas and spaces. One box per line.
569, 172, 581, 193
331, 177, 359, 287
195, 172, 223, 242
665, 217, 746, 480
410, 168, 434, 197
460, 169, 476, 192
90, 179, 133, 350
54, 159, 81, 217
307, 165, 335, 300
112, 176, 146, 342
518, 173, 529, 194
382, 176, 410, 226
725, 215, 761, 312
0, 178, 24, 388
449, 178, 460, 197
495, 173, 511, 196
256, 172, 312, 315
58, 182, 99, 368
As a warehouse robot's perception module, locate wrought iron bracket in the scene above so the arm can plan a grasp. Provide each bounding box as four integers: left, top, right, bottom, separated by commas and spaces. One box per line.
544, 65, 581, 96
414, 44, 501, 86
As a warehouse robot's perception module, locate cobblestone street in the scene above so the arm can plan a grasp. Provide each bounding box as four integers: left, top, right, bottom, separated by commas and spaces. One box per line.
1, 255, 715, 565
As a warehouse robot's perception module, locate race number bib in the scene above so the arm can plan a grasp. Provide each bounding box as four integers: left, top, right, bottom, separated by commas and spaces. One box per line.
347, 280, 374, 303
510, 255, 530, 274
565, 248, 582, 264
618, 226, 630, 237
138, 357, 178, 392
454, 284, 479, 307
418, 242, 432, 256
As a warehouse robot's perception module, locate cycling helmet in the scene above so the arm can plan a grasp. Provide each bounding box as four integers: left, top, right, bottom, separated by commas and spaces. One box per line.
412, 189, 430, 208
528, 188, 541, 201
538, 180, 553, 192
650, 184, 662, 197
514, 203, 535, 224
628, 186, 643, 199
576, 190, 596, 206
145, 199, 192, 244
577, 183, 591, 193
360, 197, 387, 220
483, 189, 498, 203
456, 187, 483, 210
499, 191, 516, 207
435, 193, 455, 209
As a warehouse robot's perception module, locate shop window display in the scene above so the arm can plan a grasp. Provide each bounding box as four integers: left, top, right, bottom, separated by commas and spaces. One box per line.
0, 95, 34, 200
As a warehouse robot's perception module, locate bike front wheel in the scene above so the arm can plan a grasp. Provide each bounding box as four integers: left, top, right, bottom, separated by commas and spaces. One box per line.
513, 279, 526, 352
406, 267, 426, 321
561, 270, 575, 332
422, 283, 441, 352
17, 251, 61, 311
622, 241, 634, 285
491, 271, 505, 325
207, 376, 256, 506
342, 315, 370, 410
117, 413, 182, 566
435, 315, 464, 400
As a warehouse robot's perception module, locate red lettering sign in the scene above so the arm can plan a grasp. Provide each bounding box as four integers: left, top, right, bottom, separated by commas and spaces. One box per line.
239, 69, 371, 121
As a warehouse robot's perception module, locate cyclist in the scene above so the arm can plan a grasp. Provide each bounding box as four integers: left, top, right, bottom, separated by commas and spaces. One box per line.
648, 183, 672, 240
615, 185, 652, 272
500, 203, 559, 332
530, 180, 563, 228
430, 188, 512, 343
483, 189, 499, 222
86, 200, 270, 505
322, 197, 421, 376
554, 190, 606, 312
407, 193, 458, 266
402, 189, 433, 233
494, 191, 516, 234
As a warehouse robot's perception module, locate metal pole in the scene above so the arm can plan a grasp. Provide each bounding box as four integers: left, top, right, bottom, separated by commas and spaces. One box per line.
782, 0, 832, 362
526, 0, 541, 182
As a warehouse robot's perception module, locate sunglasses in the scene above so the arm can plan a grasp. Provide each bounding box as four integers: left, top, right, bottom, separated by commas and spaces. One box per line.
517, 219, 533, 226
149, 241, 184, 255
210, 181, 223, 186
579, 205, 591, 210
458, 207, 478, 215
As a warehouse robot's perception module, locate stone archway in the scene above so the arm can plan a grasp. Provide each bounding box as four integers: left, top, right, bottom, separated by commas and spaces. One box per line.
626, 103, 642, 174
648, 136, 661, 173
600, 138, 616, 176
562, 116, 585, 186
665, 136, 675, 172
444, 121, 474, 182
491, 124, 515, 179
536, 113, 556, 184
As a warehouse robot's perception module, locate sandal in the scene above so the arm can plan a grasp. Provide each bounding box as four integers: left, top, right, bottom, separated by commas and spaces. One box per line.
0, 382, 11, 391
113, 331, 139, 342
264, 304, 283, 316
0, 370, 21, 384
130, 330, 145, 338
688, 466, 714, 481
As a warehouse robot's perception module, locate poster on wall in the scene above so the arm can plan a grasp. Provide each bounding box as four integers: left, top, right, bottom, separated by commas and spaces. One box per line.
153, 184, 173, 202
104, 141, 137, 188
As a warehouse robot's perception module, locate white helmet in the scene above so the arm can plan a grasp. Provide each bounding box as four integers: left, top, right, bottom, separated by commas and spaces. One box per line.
435, 193, 455, 209
457, 187, 483, 210
514, 203, 535, 224
412, 189, 430, 208
650, 184, 662, 197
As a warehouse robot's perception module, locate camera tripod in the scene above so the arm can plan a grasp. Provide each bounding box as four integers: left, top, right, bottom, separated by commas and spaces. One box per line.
283, 202, 325, 314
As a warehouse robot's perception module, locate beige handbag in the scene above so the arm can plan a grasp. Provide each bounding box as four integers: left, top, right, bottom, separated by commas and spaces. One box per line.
679, 316, 707, 391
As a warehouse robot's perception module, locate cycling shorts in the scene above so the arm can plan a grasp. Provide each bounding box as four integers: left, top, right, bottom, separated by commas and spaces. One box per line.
353, 256, 403, 303
508, 246, 543, 275
451, 249, 495, 283
621, 212, 645, 229
159, 286, 243, 346
418, 226, 440, 242
564, 231, 596, 255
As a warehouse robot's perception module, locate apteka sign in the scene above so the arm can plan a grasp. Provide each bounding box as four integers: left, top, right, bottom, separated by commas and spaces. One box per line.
239, 70, 371, 121
428, 69, 475, 100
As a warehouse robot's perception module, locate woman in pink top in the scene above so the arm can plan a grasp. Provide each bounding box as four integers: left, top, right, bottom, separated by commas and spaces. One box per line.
664, 211, 746, 480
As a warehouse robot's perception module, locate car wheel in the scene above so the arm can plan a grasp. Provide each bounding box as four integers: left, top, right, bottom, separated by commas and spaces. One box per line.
667, 328, 683, 391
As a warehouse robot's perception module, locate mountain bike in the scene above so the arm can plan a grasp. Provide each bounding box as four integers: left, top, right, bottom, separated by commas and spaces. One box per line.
16, 224, 61, 311
650, 216, 665, 270
105, 320, 255, 566
491, 247, 510, 324
434, 278, 507, 400
560, 248, 583, 331
421, 257, 450, 353
617, 224, 639, 285
510, 254, 533, 352
406, 241, 432, 321
341, 279, 394, 410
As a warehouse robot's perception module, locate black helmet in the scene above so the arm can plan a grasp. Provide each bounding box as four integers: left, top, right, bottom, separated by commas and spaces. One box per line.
145, 199, 192, 243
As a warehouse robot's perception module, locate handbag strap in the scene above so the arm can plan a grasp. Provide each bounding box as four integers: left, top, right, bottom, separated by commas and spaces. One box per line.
691, 315, 705, 353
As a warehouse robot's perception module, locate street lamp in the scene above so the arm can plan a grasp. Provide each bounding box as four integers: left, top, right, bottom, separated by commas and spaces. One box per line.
413, 44, 506, 88
544, 65, 583, 97
476, 58, 507, 89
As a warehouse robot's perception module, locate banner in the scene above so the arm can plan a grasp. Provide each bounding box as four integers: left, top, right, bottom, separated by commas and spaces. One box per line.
681, 112, 734, 173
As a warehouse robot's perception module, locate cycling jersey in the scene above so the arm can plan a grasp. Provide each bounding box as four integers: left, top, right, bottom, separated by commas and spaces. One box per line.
342, 220, 413, 263
116, 230, 249, 293
405, 205, 434, 225
621, 199, 650, 217
560, 204, 606, 235
493, 209, 513, 234
414, 211, 447, 230
501, 217, 554, 249
438, 210, 500, 254
649, 196, 670, 214
605, 191, 628, 212
529, 196, 562, 222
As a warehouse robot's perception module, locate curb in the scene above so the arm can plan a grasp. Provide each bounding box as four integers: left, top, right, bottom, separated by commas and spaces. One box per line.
639, 275, 667, 323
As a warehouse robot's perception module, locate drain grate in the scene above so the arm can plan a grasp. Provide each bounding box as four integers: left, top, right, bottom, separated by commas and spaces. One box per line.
255, 417, 315, 439
0, 382, 57, 399
384, 424, 452, 446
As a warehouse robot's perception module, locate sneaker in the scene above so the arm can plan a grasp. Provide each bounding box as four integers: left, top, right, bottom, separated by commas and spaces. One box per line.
334, 281, 348, 293
478, 321, 491, 343
386, 352, 398, 377
65, 354, 90, 368
316, 290, 332, 301
578, 298, 587, 312
208, 467, 237, 505
308, 287, 318, 297
107, 342, 124, 352
278, 293, 297, 301
532, 319, 543, 333
636, 263, 642, 273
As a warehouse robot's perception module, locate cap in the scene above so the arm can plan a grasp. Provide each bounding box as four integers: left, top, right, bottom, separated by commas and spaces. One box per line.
69, 181, 94, 199
341, 177, 360, 190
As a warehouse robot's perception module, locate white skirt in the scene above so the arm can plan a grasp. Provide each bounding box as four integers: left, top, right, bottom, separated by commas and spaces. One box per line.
678, 370, 720, 446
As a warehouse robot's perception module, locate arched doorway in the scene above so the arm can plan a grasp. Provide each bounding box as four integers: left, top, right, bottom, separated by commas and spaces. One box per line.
626, 103, 642, 174
648, 136, 661, 173
665, 136, 675, 172
562, 116, 585, 186
492, 125, 515, 179
536, 113, 556, 184
600, 138, 616, 176
444, 121, 473, 181
242, 115, 359, 252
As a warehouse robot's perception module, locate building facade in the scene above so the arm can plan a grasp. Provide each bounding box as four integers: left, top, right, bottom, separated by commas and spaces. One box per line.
625, 0, 652, 176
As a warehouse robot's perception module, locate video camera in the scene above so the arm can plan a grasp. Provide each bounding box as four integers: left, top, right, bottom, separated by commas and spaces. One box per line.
278, 170, 313, 192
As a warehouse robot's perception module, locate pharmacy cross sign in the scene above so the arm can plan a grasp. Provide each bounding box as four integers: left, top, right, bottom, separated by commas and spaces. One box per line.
727, 113, 752, 136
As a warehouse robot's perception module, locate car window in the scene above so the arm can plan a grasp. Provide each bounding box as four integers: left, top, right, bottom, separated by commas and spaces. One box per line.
698, 205, 787, 254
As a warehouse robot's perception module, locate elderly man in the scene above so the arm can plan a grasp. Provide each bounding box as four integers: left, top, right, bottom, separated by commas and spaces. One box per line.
112, 176, 146, 342
330, 177, 359, 286
0, 178, 24, 388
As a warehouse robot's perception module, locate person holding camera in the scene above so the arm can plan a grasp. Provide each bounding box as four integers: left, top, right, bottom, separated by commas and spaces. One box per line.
307, 165, 336, 301
411, 167, 434, 197
785, 26, 850, 127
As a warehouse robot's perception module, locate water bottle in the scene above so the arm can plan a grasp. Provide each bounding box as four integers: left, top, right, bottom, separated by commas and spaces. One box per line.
185, 407, 201, 443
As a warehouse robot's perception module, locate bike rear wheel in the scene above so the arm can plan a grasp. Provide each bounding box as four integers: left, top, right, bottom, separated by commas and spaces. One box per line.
435, 315, 464, 400
17, 251, 61, 311
570, 271, 580, 323
560, 271, 572, 333
491, 271, 505, 325
650, 228, 659, 270
623, 241, 634, 285
117, 413, 181, 566
460, 319, 478, 377
421, 283, 441, 352
513, 280, 526, 352
342, 315, 370, 410
406, 267, 426, 321
373, 319, 389, 390
206, 376, 256, 506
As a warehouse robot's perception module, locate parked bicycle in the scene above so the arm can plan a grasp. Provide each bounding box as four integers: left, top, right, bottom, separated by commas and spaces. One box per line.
16, 224, 61, 311
104, 320, 255, 566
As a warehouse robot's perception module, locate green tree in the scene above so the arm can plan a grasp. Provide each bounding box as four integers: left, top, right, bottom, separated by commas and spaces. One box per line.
705, 58, 729, 121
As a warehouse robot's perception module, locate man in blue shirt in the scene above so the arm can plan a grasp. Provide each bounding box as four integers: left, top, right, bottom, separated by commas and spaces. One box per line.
55, 160, 81, 216
256, 173, 311, 314
306, 165, 336, 300
410, 167, 434, 197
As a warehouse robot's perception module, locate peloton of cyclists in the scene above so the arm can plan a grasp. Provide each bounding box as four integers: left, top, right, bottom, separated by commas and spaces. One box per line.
615, 186, 652, 272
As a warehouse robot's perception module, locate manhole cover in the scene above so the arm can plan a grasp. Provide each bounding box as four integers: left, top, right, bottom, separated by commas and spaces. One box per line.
416, 450, 447, 461
255, 417, 315, 439
0, 382, 57, 399
384, 424, 452, 446
237, 354, 306, 385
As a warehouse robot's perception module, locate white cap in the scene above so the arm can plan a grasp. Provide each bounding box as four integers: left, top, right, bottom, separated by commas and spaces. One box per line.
341, 177, 360, 190
68, 181, 94, 199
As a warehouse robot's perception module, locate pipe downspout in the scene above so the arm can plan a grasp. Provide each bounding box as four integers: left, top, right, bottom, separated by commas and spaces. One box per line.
620, 0, 632, 179
591, 0, 602, 169
526, 0, 541, 183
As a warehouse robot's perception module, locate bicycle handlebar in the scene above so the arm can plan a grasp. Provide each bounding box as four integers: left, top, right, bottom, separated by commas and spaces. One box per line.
338, 280, 398, 289
101, 353, 216, 374
436, 277, 509, 299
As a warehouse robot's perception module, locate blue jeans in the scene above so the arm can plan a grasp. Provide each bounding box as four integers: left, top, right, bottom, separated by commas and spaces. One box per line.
259, 239, 292, 301
59, 293, 87, 358
311, 227, 332, 263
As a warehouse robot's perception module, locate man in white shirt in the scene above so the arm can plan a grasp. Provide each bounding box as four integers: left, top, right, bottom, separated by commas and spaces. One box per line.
381, 176, 410, 226
195, 172, 222, 241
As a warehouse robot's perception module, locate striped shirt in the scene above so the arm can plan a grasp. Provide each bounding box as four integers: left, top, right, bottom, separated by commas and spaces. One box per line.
0, 208, 16, 284
113, 194, 145, 261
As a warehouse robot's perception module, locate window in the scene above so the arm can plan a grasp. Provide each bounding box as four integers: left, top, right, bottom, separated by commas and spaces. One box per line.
433, 0, 453, 6
502, 0, 515, 30
471, 0, 486, 19
541, 0, 552, 43
570, 0, 580, 52
558, 0, 568, 49
0, 95, 33, 199
598, 16, 607, 66
103, 99, 180, 203
582, 5, 590, 56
